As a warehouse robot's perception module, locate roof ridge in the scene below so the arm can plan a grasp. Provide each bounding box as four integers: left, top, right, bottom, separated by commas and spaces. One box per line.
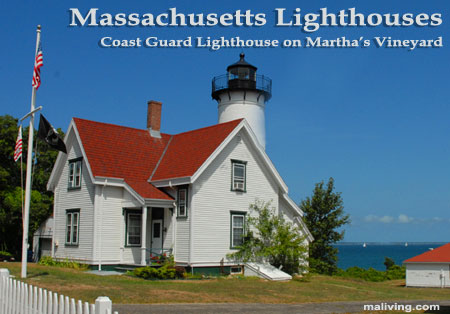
148, 135, 174, 181
73, 117, 243, 137
73, 117, 171, 135
173, 119, 243, 137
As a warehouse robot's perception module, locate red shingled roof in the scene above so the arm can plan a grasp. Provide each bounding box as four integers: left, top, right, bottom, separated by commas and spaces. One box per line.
151, 119, 242, 181
404, 243, 450, 263
73, 118, 242, 200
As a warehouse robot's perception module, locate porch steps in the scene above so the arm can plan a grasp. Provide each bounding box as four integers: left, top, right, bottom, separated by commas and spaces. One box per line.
114, 264, 142, 273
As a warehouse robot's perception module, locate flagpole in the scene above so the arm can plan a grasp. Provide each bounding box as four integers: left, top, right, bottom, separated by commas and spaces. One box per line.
21, 25, 41, 279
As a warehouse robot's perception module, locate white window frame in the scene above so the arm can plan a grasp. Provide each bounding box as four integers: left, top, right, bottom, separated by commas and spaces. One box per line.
232, 160, 246, 192
126, 212, 142, 247
68, 159, 82, 189
66, 210, 80, 245
231, 212, 246, 248
177, 187, 188, 217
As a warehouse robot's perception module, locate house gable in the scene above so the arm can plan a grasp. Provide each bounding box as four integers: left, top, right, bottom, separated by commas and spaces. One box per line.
189, 127, 282, 264
47, 120, 95, 192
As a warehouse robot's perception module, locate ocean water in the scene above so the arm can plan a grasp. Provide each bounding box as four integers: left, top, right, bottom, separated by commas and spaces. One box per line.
335, 242, 447, 271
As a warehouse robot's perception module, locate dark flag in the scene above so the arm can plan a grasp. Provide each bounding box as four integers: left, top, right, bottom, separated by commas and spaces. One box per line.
38, 115, 67, 153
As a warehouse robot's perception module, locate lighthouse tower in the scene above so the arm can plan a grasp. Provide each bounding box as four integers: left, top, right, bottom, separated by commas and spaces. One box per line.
212, 53, 272, 149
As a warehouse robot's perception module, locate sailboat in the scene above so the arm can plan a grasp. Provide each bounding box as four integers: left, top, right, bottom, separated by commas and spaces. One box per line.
363, 242, 367, 248
405, 242, 408, 247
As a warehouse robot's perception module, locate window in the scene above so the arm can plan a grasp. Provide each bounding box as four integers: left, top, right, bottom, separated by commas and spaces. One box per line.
230, 212, 246, 248
66, 210, 80, 245
177, 187, 188, 217
231, 160, 246, 192
126, 211, 142, 246
230, 266, 243, 274
68, 158, 82, 189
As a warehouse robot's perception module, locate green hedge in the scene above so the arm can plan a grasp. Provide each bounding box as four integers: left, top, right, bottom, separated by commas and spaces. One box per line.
336, 265, 406, 282
132, 264, 185, 280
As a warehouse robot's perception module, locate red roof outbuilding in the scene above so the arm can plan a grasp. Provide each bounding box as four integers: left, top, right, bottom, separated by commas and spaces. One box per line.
404, 243, 450, 263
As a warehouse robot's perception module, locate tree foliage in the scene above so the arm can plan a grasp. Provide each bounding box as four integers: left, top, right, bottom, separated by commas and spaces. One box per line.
228, 201, 308, 275
0, 114, 62, 256
300, 178, 350, 275
384, 256, 395, 270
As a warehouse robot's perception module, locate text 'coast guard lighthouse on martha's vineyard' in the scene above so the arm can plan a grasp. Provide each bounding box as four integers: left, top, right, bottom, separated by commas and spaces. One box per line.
212, 53, 272, 149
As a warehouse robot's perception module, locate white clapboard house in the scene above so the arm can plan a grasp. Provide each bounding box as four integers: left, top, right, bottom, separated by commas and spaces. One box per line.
46, 54, 313, 274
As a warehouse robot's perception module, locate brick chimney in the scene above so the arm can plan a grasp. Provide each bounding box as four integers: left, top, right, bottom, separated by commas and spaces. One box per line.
147, 100, 162, 138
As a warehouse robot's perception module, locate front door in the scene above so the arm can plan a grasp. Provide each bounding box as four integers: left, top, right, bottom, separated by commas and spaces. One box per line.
151, 219, 163, 254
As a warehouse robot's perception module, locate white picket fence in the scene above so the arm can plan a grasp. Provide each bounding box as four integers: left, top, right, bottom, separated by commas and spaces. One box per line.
0, 269, 118, 314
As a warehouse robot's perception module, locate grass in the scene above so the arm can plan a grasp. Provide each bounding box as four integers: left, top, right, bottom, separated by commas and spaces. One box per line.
1, 262, 449, 305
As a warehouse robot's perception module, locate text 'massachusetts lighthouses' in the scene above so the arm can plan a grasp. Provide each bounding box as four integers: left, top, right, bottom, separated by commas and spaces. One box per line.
212, 53, 272, 149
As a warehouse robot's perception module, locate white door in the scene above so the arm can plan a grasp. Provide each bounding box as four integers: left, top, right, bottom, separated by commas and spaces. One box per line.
151, 219, 163, 254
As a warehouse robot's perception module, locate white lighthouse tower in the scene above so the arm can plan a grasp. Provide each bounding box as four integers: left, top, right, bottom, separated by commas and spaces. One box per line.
212, 53, 272, 149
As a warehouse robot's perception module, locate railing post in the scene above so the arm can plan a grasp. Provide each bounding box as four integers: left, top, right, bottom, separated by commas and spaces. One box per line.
0, 270, 9, 314
95, 296, 112, 314
0, 268, 9, 281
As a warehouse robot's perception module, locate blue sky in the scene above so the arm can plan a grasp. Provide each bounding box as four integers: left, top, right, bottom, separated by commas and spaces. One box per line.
1, 1, 449, 242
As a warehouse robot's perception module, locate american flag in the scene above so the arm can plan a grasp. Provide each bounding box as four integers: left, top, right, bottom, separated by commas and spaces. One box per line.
32, 43, 43, 90
14, 126, 23, 162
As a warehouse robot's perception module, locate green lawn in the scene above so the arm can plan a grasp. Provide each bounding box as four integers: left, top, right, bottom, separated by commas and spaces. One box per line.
1, 262, 449, 304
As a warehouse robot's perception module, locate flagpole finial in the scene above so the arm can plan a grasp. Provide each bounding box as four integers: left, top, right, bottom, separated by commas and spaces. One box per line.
37, 25, 41, 31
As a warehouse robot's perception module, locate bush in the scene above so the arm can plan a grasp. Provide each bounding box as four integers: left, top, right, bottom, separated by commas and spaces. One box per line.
386, 265, 406, 280
0, 250, 14, 262
38, 256, 89, 270
384, 257, 395, 270
337, 265, 405, 282
227, 201, 308, 275
132, 256, 185, 280
132, 264, 184, 280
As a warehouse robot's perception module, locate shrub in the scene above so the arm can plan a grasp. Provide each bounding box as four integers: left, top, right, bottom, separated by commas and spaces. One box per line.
0, 251, 14, 261
337, 265, 405, 282
227, 201, 308, 275
132, 264, 184, 280
386, 265, 406, 280
38, 256, 89, 270
132, 255, 185, 280
384, 257, 395, 270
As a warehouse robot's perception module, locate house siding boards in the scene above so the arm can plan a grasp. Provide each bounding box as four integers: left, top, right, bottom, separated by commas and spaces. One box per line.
406, 263, 450, 287
175, 219, 190, 263
53, 132, 95, 262
191, 131, 279, 265
95, 186, 123, 263
278, 196, 295, 224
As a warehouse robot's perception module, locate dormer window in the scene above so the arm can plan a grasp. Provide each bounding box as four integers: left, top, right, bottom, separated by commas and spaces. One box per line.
68, 158, 82, 189
231, 160, 246, 192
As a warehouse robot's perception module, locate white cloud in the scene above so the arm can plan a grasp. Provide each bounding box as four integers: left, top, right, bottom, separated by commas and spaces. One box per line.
379, 215, 394, 223
364, 214, 378, 222
363, 214, 447, 225
363, 214, 394, 223
398, 214, 413, 224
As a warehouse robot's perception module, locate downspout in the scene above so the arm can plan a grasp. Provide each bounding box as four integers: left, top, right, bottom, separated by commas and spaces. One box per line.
98, 181, 106, 271
189, 185, 193, 273
172, 202, 176, 261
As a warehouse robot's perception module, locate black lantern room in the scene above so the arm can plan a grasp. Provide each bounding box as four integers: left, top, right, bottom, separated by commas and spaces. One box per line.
212, 53, 272, 101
